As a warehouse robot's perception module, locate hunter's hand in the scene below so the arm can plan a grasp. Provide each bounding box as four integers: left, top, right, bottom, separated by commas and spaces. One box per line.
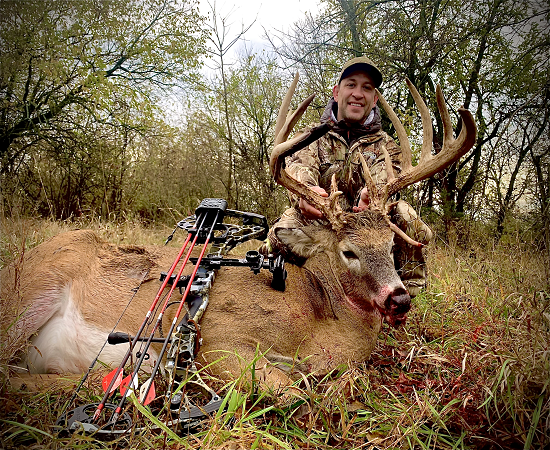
299, 186, 328, 219
353, 186, 371, 212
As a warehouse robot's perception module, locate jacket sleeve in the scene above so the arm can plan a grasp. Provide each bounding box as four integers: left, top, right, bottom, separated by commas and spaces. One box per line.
368, 132, 402, 186
285, 131, 322, 187
282, 129, 323, 205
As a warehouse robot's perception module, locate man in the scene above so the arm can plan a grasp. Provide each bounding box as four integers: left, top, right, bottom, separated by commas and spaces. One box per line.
262, 56, 433, 297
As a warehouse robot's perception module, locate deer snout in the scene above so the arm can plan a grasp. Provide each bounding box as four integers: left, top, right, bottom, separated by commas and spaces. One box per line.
382, 287, 411, 328
386, 287, 410, 314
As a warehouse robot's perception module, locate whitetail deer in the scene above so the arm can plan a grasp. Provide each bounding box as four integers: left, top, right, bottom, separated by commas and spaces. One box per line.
1, 75, 476, 388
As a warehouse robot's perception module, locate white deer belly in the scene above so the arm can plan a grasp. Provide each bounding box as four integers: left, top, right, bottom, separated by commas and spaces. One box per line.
22, 288, 157, 374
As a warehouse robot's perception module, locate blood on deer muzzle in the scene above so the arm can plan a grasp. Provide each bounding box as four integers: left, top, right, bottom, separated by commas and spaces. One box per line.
384, 287, 410, 327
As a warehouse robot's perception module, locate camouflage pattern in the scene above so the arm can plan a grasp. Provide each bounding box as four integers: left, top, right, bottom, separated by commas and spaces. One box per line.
262, 113, 433, 297
390, 200, 433, 297
286, 127, 401, 211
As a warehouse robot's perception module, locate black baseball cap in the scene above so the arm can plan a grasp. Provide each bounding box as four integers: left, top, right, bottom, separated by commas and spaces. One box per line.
338, 56, 383, 88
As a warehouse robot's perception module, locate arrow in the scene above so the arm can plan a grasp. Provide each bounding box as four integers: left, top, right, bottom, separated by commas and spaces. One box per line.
102, 368, 123, 394
139, 378, 156, 406
119, 374, 138, 396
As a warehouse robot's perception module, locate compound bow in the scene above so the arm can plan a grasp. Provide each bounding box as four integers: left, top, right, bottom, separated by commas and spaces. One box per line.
55, 198, 286, 439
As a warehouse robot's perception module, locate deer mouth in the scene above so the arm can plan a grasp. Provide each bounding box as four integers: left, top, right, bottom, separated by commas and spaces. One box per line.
372, 286, 411, 328
344, 291, 409, 328
380, 308, 408, 328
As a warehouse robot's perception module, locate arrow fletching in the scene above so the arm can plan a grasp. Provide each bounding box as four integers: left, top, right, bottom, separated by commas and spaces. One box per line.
139, 379, 156, 405
102, 369, 123, 394
120, 374, 138, 396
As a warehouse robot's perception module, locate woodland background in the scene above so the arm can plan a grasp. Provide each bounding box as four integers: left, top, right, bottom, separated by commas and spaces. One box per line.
1, 0, 548, 258
0, 1, 549, 448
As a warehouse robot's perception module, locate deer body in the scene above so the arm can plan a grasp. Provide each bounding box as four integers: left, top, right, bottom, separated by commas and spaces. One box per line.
4, 210, 405, 384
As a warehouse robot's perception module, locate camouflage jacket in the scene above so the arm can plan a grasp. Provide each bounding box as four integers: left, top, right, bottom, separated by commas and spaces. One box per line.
286, 98, 402, 211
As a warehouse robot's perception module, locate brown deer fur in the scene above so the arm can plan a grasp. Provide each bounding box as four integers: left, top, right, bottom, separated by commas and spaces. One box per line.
2, 209, 405, 387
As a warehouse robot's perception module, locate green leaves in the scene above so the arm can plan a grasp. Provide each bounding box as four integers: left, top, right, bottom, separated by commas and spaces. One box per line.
0, 0, 207, 160
0, 0, 208, 219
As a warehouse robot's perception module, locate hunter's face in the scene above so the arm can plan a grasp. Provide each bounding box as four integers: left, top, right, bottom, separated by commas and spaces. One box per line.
333, 71, 378, 124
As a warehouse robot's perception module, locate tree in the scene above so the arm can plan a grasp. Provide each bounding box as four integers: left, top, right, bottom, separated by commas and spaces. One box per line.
194, 4, 292, 219
200, 2, 254, 208
530, 137, 550, 272
0, 0, 207, 218
188, 48, 292, 221
228, 52, 290, 217
270, 0, 550, 242
489, 87, 549, 240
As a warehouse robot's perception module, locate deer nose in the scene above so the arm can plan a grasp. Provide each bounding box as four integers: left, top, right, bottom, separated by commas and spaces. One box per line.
386, 287, 411, 316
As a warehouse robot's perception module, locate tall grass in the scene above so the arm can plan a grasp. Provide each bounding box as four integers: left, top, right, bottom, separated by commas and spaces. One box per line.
1, 217, 548, 449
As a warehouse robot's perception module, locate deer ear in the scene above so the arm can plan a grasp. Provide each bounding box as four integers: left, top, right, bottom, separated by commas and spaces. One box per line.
274, 228, 323, 258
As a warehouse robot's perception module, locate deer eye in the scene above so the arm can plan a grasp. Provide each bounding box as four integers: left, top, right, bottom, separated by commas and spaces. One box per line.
342, 250, 358, 260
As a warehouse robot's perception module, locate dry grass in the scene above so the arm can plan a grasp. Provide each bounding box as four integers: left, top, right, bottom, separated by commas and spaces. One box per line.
0, 217, 548, 449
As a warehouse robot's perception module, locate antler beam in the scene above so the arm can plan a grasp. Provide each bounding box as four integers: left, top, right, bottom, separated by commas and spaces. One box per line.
375, 79, 477, 200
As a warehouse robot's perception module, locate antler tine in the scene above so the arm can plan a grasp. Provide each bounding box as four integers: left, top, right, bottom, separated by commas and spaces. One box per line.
376, 79, 477, 198
435, 85, 477, 162
385, 216, 425, 248
358, 145, 395, 208
274, 73, 299, 144
274, 73, 316, 147
405, 79, 434, 165
375, 88, 413, 173
357, 153, 377, 202
436, 85, 454, 151
270, 73, 345, 229
359, 145, 426, 248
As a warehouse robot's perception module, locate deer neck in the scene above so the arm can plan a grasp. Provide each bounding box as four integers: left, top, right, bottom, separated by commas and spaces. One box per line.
295, 253, 349, 320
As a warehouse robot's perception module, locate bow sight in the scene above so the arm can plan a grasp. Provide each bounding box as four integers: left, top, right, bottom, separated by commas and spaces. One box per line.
55, 198, 286, 439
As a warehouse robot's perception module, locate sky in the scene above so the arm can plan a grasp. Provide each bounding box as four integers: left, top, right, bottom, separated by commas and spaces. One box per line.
200, 0, 322, 58
165, 0, 322, 120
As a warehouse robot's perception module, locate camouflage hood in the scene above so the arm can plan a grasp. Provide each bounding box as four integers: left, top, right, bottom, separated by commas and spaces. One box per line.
320, 97, 382, 145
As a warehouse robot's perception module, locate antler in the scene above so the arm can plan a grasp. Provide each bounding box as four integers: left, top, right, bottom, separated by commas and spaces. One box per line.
270, 73, 345, 228
357, 78, 477, 246
364, 79, 477, 205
